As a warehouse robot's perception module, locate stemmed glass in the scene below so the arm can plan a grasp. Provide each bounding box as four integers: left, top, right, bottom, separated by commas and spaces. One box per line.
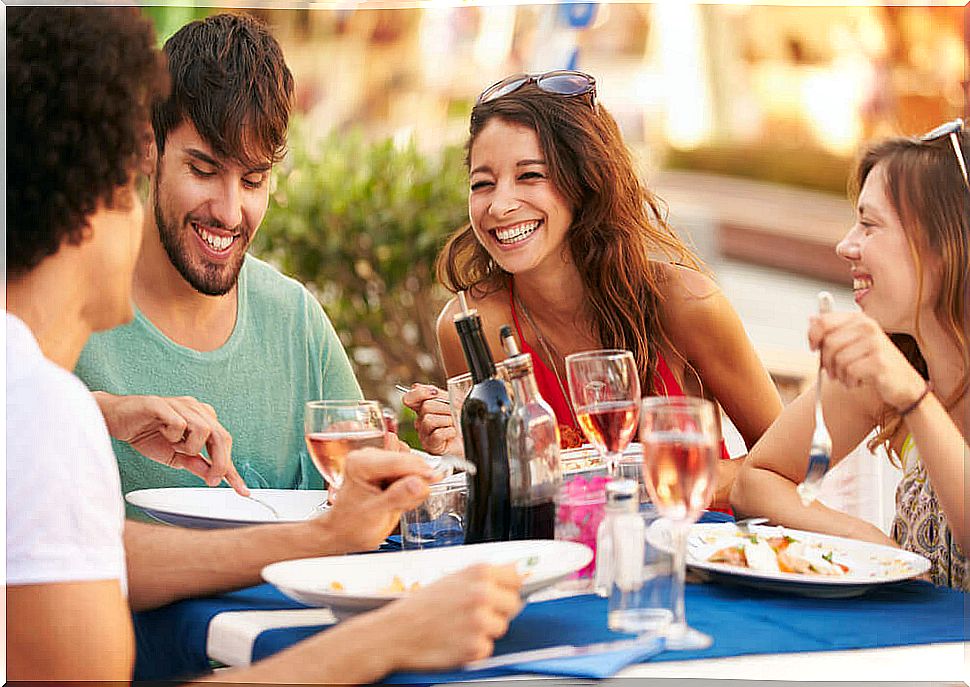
639, 396, 717, 650
565, 349, 641, 477
304, 400, 386, 491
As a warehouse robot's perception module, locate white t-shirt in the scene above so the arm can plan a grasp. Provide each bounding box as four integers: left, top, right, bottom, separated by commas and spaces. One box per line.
6, 313, 127, 592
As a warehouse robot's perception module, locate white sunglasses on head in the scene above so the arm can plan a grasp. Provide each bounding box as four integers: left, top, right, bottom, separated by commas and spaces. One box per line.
920, 118, 969, 190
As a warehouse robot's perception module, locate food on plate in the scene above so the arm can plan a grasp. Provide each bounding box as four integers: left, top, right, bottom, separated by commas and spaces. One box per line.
380, 575, 422, 593
559, 425, 585, 449
708, 533, 849, 576
328, 575, 421, 594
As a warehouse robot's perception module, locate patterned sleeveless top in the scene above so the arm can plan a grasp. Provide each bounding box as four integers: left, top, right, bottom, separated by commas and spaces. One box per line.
890, 436, 968, 590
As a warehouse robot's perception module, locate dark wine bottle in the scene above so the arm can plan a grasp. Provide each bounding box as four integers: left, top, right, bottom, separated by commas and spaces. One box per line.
455, 307, 513, 543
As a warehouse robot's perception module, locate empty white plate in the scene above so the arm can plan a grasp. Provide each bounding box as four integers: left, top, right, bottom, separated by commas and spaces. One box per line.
126, 488, 327, 529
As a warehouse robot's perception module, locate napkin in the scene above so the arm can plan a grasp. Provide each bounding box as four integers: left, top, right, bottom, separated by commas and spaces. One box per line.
383, 594, 661, 683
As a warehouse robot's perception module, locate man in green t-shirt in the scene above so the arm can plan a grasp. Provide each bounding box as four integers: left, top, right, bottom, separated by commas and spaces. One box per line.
76, 13, 361, 499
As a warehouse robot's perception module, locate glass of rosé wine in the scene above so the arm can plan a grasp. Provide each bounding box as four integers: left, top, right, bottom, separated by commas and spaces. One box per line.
639, 396, 718, 650
304, 400, 386, 491
565, 349, 641, 477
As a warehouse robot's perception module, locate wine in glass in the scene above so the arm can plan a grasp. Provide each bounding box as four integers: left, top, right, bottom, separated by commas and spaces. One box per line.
304, 400, 386, 491
565, 349, 640, 476
640, 396, 718, 650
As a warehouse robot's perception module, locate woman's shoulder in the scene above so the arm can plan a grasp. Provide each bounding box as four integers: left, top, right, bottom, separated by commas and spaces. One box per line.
438, 288, 507, 324
654, 262, 723, 322
435, 286, 510, 376
436, 287, 509, 340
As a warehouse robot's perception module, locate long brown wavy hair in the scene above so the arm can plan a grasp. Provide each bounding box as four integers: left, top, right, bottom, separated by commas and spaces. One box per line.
853, 131, 970, 460
437, 81, 704, 393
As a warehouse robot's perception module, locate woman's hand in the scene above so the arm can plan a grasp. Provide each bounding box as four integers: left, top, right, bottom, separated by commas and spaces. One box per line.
808, 312, 926, 412
373, 563, 524, 670
402, 384, 463, 456
92, 391, 248, 495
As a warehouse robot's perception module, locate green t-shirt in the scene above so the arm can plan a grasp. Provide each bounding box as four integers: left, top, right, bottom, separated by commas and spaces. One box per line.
76, 255, 362, 505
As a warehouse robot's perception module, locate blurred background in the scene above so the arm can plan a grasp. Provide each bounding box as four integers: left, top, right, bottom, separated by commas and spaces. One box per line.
144, 1, 967, 528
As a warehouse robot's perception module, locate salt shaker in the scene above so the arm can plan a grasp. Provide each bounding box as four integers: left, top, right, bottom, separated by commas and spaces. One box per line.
594, 479, 639, 597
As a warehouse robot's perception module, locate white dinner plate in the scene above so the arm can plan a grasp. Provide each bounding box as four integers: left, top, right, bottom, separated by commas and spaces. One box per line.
126, 488, 328, 529
262, 539, 593, 617
682, 522, 930, 598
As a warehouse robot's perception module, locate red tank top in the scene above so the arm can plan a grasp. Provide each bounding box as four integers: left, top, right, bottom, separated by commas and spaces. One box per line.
508, 287, 731, 462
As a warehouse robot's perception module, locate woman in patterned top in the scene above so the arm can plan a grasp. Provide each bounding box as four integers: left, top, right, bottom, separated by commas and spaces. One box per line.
732, 122, 969, 590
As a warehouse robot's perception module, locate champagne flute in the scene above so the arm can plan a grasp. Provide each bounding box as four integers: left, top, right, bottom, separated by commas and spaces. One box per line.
304, 400, 386, 491
639, 396, 717, 651
565, 349, 641, 477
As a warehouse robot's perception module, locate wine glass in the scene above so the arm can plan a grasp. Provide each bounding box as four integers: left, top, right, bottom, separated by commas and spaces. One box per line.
304, 400, 386, 491
565, 349, 641, 476
639, 396, 718, 650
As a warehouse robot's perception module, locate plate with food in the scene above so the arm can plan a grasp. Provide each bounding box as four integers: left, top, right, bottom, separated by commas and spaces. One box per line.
126, 488, 328, 529
683, 522, 930, 598
261, 539, 593, 617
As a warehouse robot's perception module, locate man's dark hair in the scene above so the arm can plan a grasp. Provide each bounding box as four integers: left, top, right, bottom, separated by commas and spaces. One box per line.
7, 7, 168, 274
152, 12, 294, 169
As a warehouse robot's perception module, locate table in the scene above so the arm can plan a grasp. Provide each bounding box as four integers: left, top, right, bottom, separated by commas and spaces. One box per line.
133, 576, 969, 683
204, 603, 968, 682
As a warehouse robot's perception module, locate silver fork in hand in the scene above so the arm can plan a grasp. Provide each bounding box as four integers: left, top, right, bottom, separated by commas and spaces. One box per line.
796, 291, 834, 506
245, 493, 281, 520
225, 479, 281, 520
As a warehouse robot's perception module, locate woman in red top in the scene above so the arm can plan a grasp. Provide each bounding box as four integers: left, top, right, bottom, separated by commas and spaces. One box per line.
404, 71, 781, 508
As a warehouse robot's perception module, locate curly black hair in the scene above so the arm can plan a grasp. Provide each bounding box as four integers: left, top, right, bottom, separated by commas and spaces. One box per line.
7, 7, 169, 274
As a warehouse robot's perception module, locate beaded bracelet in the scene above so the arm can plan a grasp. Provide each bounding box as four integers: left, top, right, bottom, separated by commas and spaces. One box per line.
898, 380, 933, 417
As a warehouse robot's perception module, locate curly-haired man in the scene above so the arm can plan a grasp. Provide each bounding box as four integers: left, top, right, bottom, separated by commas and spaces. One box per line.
74, 13, 375, 501
6, 9, 520, 681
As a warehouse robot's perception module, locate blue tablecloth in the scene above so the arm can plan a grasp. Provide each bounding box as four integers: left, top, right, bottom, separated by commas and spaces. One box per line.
131, 511, 967, 681
133, 573, 968, 681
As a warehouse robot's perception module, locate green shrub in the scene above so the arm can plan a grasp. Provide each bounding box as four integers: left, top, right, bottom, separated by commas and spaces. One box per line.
253, 123, 469, 414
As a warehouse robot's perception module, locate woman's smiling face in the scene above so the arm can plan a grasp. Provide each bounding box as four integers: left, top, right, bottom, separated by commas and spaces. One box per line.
467, 118, 574, 276
836, 162, 940, 334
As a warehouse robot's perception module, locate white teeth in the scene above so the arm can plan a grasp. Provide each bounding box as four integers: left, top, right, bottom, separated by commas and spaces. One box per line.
495, 221, 539, 244
196, 225, 235, 252
853, 277, 873, 290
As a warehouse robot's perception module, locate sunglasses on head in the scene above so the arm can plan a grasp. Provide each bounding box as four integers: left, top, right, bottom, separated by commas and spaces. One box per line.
920, 118, 969, 190
476, 70, 597, 109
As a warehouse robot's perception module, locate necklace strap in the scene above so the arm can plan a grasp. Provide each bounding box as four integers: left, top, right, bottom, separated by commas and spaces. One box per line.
513, 290, 580, 427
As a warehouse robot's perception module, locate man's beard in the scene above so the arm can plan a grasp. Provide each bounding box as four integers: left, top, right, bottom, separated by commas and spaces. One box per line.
154, 185, 250, 297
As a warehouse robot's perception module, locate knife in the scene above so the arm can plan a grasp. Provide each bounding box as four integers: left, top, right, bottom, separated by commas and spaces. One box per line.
463, 635, 664, 672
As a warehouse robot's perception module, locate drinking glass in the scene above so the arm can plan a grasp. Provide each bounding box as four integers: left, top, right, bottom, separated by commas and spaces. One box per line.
400, 475, 467, 550
304, 400, 386, 491
607, 505, 675, 635
639, 396, 718, 650
565, 349, 641, 477
446, 361, 510, 439
554, 475, 609, 591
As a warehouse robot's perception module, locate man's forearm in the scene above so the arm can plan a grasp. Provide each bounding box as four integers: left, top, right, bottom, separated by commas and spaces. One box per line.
190, 607, 399, 685
125, 517, 342, 612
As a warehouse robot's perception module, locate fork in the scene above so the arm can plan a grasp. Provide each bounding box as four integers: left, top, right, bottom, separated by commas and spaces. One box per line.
436, 454, 477, 476
224, 479, 281, 520
246, 493, 281, 520
395, 383, 451, 404
735, 517, 769, 535
796, 292, 834, 506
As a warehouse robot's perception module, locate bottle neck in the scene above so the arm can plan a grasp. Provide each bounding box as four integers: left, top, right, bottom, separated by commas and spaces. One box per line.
456, 314, 496, 384
507, 355, 540, 402
510, 370, 541, 403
